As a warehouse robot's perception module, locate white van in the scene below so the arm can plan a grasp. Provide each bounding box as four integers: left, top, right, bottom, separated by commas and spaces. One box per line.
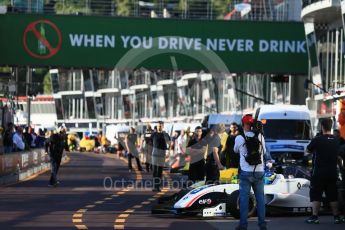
105, 125, 130, 145
254, 104, 312, 162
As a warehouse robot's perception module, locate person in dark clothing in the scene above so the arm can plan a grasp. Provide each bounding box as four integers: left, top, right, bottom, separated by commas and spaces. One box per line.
334, 129, 345, 146
3, 122, 14, 153
125, 127, 142, 172
143, 125, 154, 172
151, 121, 170, 192
60, 126, 69, 152
223, 122, 240, 168
187, 126, 205, 183
46, 130, 65, 187
94, 135, 101, 149
205, 126, 224, 184
305, 118, 341, 224
34, 128, 46, 148
23, 127, 33, 150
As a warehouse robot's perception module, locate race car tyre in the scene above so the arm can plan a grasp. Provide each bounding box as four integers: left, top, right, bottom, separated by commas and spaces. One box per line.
227, 190, 256, 219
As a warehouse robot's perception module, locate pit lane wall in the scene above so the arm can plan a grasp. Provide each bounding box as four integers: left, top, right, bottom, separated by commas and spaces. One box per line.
0, 148, 68, 185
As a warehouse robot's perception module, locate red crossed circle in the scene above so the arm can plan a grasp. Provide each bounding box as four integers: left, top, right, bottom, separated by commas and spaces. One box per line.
23, 19, 62, 59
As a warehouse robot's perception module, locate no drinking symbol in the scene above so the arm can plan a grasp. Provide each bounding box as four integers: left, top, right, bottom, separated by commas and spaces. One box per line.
23, 19, 62, 59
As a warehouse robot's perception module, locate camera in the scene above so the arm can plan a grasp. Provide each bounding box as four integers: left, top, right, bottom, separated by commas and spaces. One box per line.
252, 120, 263, 134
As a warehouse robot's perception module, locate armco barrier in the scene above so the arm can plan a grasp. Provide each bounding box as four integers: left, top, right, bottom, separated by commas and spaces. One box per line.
0, 149, 68, 185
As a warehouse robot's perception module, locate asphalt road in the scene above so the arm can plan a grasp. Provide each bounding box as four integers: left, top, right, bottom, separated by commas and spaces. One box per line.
0, 152, 344, 230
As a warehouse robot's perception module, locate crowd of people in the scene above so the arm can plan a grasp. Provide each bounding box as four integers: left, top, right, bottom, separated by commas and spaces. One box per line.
121, 116, 345, 229
2, 114, 345, 228
1, 122, 69, 187
121, 121, 244, 191
1, 122, 50, 153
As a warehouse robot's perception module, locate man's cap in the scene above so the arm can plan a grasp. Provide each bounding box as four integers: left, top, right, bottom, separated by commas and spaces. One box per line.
158, 121, 164, 124
242, 114, 254, 124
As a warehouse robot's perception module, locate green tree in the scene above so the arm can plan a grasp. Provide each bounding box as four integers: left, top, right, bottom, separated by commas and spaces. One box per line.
54, 0, 90, 15
175, 0, 233, 19
0, 66, 11, 73
213, 0, 233, 19
115, 0, 133, 16
0, 0, 10, 5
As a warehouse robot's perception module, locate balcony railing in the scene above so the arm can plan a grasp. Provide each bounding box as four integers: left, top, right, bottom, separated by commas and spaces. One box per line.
302, 0, 339, 8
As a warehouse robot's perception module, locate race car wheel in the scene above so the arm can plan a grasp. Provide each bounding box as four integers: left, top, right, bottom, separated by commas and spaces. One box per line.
227, 190, 256, 219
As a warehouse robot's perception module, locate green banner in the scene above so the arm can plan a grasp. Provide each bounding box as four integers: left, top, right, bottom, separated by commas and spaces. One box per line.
0, 14, 308, 74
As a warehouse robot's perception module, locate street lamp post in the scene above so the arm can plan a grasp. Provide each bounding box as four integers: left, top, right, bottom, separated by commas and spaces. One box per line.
132, 91, 136, 127
26, 66, 32, 128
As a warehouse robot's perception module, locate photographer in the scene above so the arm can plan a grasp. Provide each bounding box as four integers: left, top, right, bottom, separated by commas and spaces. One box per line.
234, 114, 267, 230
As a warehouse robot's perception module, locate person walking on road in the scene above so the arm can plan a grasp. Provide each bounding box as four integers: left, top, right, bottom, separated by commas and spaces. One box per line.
305, 118, 342, 224
205, 125, 224, 184
187, 126, 206, 183
143, 125, 154, 172
151, 121, 170, 192
234, 114, 267, 230
46, 129, 65, 187
125, 127, 142, 172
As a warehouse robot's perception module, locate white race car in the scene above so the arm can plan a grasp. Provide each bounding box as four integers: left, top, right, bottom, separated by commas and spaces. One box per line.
152, 174, 312, 218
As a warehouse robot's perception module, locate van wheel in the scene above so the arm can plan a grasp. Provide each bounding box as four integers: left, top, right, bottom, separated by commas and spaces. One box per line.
227, 190, 256, 219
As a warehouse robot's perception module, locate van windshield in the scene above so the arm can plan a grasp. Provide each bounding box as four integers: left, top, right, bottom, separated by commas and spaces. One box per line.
262, 119, 311, 140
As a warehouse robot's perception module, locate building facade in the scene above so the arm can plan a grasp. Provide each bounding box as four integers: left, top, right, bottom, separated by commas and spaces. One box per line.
301, 0, 345, 130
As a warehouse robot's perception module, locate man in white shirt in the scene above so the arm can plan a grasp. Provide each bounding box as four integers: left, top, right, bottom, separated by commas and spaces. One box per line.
177, 129, 187, 155
12, 126, 25, 151
234, 114, 267, 230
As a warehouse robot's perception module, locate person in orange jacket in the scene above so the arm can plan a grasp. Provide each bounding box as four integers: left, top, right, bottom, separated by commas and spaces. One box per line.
338, 99, 345, 140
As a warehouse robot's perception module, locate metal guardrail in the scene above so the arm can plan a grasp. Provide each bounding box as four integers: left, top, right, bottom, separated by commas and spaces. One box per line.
0, 148, 48, 176
0, 0, 293, 21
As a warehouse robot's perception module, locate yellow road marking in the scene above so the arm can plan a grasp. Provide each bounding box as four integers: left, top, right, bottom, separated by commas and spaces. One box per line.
77, 209, 87, 213
73, 219, 82, 223
75, 225, 88, 229
111, 158, 143, 230
157, 192, 165, 195
141, 201, 150, 205
73, 214, 83, 218
148, 198, 156, 201
153, 195, 160, 198
115, 219, 126, 223
124, 209, 135, 213
85, 205, 95, 208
